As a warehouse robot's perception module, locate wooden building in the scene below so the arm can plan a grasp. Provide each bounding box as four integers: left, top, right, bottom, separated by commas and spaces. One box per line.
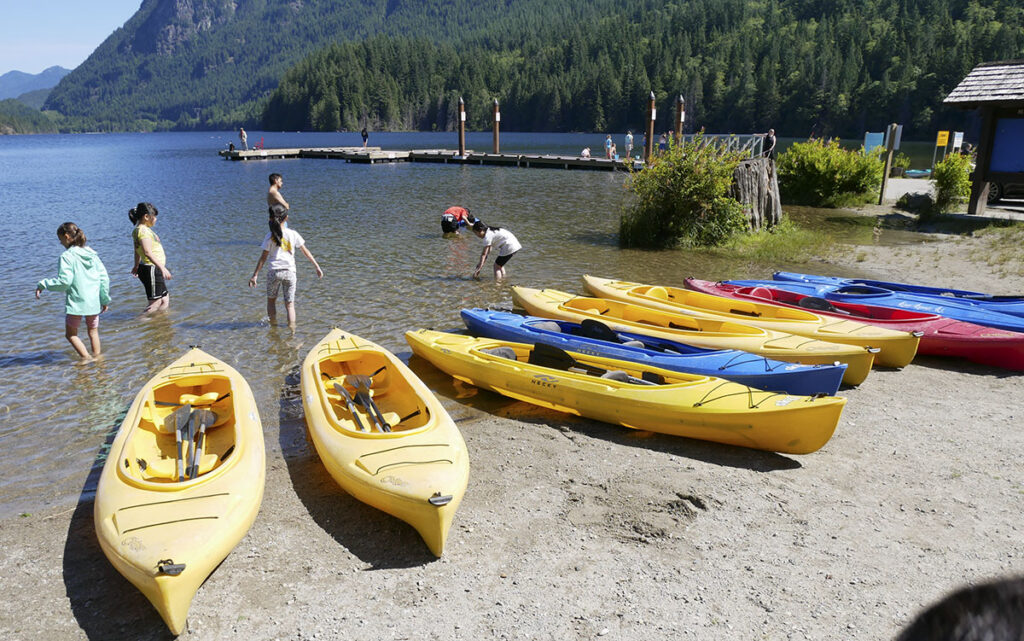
944, 59, 1024, 214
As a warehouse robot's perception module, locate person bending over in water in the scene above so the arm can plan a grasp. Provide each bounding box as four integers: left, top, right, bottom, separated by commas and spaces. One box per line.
249, 205, 323, 327
441, 206, 477, 235
129, 202, 172, 315
36, 222, 110, 360
472, 220, 521, 280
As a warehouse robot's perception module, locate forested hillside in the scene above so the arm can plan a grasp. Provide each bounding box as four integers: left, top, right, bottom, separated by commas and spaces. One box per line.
41, 0, 1024, 136
0, 100, 59, 134
265, 0, 1024, 138
44, 0, 620, 131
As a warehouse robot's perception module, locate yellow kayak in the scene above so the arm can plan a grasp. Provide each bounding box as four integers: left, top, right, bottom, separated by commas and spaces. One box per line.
512, 286, 875, 386
406, 329, 846, 455
94, 348, 265, 636
300, 328, 469, 557
584, 275, 920, 368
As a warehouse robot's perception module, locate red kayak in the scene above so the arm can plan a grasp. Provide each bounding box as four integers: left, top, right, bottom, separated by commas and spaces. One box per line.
684, 278, 1024, 370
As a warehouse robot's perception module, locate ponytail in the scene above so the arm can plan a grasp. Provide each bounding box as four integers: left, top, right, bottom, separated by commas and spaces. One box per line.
57, 222, 87, 247
472, 220, 500, 233
268, 204, 288, 247
129, 202, 158, 225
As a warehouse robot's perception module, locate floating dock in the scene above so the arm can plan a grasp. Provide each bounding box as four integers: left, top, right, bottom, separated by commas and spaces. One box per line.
218, 146, 636, 171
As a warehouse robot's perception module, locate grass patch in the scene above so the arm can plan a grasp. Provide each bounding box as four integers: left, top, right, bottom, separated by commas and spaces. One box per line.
707, 218, 836, 264
971, 224, 1024, 277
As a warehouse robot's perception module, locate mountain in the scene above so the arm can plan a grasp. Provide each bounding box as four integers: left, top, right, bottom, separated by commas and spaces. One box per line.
15, 89, 53, 110
0, 99, 58, 134
45, 0, 613, 131
0, 66, 70, 100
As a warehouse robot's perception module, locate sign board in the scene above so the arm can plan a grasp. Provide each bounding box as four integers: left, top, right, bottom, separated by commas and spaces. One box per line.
864, 132, 884, 154
894, 124, 903, 150
936, 130, 949, 147
952, 131, 964, 152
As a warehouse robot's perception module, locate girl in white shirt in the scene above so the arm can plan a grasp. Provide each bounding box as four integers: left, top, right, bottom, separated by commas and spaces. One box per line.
249, 205, 323, 327
472, 220, 522, 280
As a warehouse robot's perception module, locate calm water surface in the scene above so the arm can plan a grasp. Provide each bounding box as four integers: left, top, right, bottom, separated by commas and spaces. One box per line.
0, 131, 897, 517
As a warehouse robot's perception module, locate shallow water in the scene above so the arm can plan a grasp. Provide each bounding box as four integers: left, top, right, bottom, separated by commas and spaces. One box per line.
0, 131, 896, 517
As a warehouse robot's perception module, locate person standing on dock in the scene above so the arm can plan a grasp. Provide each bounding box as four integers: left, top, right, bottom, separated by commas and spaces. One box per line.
625, 131, 633, 158
604, 134, 613, 159
763, 129, 777, 160
239, 127, 248, 150
361, 127, 368, 148
472, 220, 521, 280
268, 173, 289, 211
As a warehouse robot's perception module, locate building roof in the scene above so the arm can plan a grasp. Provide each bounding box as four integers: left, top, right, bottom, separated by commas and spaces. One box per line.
944, 60, 1024, 107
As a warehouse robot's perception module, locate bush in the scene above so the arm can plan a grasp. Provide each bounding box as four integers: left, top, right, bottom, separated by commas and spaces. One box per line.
893, 152, 912, 172
620, 134, 748, 249
930, 152, 972, 215
776, 138, 883, 207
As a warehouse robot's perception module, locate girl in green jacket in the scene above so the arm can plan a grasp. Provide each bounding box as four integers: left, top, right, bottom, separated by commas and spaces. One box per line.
36, 222, 111, 361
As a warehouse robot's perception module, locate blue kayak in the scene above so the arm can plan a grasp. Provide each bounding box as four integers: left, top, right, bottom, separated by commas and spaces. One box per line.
722, 276, 1024, 333
460, 308, 847, 396
773, 271, 1024, 319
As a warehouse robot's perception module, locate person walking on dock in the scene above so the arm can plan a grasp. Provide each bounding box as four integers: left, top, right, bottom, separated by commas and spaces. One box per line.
763, 129, 777, 160
268, 173, 289, 211
625, 131, 633, 158
239, 127, 248, 150
361, 127, 369, 148
472, 220, 521, 280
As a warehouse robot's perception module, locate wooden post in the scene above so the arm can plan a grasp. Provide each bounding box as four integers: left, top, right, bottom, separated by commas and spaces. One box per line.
674, 95, 684, 146
644, 91, 656, 163
458, 96, 466, 157
877, 122, 898, 205
968, 106, 995, 215
493, 98, 500, 154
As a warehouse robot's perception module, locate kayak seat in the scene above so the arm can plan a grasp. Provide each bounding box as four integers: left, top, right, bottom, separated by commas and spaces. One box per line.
798, 296, 838, 312
482, 346, 518, 361
600, 370, 631, 382
748, 286, 775, 300
532, 321, 562, 333
646, 286, 670, 300
141, 452, 219, 481
621, 340, 646, 348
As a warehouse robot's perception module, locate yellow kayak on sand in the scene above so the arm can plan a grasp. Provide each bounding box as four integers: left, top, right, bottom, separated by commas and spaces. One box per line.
300, 328, 469, 557
406, 329, 846, 455
512, 286, 875, 386
584, 275, 920, 368
94, 348, 265, 636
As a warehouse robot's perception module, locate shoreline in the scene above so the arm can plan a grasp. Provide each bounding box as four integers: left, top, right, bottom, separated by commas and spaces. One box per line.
2, 222, 1022, 640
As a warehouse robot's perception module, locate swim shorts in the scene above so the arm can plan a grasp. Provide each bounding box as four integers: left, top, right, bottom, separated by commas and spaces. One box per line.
495, 251, 518, 267
266, 268, 297, 302
137, 263, 168, 300
66, 314, 99, 330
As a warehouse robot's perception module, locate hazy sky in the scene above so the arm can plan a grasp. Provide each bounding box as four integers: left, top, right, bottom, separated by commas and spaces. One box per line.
0, 1, 142, 74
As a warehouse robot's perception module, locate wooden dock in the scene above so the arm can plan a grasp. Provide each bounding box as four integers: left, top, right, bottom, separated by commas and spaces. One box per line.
218, 147, 637, 171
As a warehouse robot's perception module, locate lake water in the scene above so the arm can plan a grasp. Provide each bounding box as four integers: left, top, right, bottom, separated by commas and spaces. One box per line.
0, 131, 906, 518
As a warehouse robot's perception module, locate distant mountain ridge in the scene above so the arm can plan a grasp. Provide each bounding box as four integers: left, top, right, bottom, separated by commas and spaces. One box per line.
0, 67, 70, 100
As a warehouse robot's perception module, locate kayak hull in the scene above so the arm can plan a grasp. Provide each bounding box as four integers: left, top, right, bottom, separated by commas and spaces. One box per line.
301, 328, 469, 557
461, 308, 847, 396
406, 329, 846, 455
94, 349, 265, 635
583, 275, 920, 368
692, 278, 1024, 370
511, 286, 875, 386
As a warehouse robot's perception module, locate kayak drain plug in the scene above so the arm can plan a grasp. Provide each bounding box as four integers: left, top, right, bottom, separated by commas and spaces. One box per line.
157, 559, 186, 575
428, 493, 453, 506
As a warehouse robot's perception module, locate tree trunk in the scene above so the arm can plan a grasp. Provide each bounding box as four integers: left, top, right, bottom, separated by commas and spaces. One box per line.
731, 158, 781, 230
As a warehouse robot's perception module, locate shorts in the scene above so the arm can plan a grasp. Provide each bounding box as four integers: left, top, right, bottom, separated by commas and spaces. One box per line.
441, 214, 464, 234
137, 263, 168, 300
495, 251, 518, 267
66, 314, 99, 330
266, 268, 297, 302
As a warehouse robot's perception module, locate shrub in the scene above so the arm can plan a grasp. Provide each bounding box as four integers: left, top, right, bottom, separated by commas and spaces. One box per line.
776, 138, 883, 207
620, 134, 748, 249
930, 152, 972, 215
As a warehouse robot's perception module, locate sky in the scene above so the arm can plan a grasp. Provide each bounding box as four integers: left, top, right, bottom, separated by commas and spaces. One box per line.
0, 1, 142, 75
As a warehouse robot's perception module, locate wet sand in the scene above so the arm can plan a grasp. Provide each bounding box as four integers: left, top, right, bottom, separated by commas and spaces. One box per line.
2, 224, 1022, 640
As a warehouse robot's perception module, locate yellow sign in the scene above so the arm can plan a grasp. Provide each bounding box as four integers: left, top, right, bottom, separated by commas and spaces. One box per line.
936, 130, 949, 146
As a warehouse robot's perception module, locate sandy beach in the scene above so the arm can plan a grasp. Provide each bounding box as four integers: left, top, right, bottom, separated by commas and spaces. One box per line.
2, 209, 1022, 640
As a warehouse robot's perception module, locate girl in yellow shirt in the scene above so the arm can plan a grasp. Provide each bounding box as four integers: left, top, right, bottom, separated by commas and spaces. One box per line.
129, 202, 172, 314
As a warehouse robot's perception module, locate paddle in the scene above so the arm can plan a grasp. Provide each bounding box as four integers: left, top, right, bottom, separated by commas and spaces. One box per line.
184, 411, 197, 480
187, 409, 216, 478
348, 374, 391, 432
333, 383, 366, 432
163, 403, 192, 482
